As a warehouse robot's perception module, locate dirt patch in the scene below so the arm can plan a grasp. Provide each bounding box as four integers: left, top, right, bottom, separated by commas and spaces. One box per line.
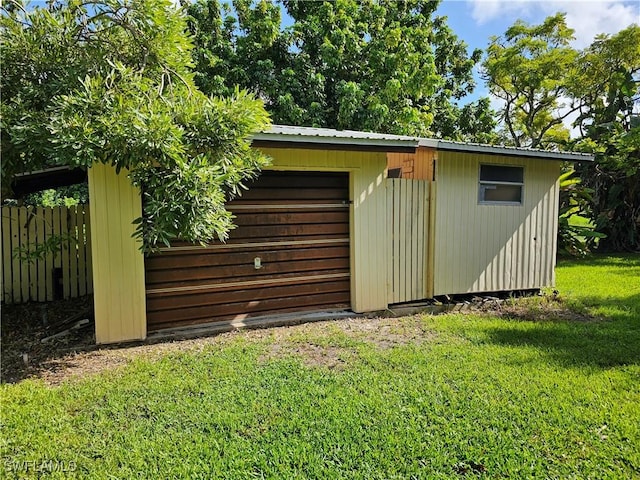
471, 294, 596, 322
3, 310, 436, 384
259, 342, 352, 370
1, 296, 95, 383
1, 297, 247, 385
334, 316, 435, 349
30, 333, 246, 386
257, 316, 435, 369
2, 293, 596, 386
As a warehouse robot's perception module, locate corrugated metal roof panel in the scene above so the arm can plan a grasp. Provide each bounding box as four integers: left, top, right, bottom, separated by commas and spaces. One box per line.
261, 125, 419, 141
253, 125, 594, 162
421, 138, 594, 162
252, 125, 420, 148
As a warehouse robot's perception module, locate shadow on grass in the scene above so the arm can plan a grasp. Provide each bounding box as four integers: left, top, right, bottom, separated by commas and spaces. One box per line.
485, 293, 640, 368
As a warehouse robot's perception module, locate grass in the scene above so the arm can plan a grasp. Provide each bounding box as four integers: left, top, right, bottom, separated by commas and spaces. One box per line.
1, 255, 639, 479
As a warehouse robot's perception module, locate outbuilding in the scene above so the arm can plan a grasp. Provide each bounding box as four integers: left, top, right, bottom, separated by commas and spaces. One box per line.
87, 125, 593, 344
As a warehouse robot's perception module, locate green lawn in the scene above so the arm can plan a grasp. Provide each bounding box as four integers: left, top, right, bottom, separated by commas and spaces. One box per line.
1, 255, 639, 479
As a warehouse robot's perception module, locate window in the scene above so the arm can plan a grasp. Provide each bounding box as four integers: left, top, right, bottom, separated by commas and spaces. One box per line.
478, 165, 524, 205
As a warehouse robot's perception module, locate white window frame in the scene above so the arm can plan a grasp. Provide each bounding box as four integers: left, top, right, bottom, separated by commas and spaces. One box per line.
478, 164, 524, 206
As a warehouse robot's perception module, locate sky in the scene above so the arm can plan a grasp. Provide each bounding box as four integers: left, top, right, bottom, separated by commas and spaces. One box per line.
436, 0, 639, 103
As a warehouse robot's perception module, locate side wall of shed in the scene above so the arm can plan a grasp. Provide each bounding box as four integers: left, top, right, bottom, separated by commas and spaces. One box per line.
258, 147, 389, 312
88, 164, 147, 344
433, 151, 560, 296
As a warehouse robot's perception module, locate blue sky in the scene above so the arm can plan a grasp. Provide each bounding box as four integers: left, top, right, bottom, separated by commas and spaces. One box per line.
436, 0, 639, 103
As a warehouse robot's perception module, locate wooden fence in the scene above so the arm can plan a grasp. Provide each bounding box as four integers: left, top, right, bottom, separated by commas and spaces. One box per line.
387, 179, 430, 304
1, 205, 92, 304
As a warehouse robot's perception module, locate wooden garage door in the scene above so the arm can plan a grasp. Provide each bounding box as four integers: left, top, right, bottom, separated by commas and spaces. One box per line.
145, 171, 351, 331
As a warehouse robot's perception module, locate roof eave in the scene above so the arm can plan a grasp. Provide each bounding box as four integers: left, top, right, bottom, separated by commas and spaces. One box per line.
421, 139, 594, 162
251, 132, 419, 149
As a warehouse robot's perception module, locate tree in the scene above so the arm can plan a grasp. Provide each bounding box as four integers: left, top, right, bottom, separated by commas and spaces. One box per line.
482, 13, 578, 148
570, 25, 640, 251
1, 0, 270, 252
483, 15, 639, 252
186, 0, 495, 140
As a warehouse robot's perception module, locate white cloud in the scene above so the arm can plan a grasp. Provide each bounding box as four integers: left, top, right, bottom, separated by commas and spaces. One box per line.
461, 1, 637, 138
559, 1, 639, 47
468, 0, 639, 47
469, 0, 536, 26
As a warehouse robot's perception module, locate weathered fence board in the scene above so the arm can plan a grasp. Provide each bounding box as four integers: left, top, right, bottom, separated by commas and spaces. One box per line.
1, 205, 92, 304
387, 179, 430, 304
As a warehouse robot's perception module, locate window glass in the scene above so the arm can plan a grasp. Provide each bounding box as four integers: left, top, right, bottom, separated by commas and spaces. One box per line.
481, 184, 522, 203
480, 165, 523, 183
479, 165, 524, 204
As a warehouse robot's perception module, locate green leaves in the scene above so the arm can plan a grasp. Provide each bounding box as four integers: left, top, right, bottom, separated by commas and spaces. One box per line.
482, 13, 577, 149
1, 1, 271, 252
569, 25, 640, 252
557, 169, 604, 257
482, 16, 639, 252
187, 0, 493, 140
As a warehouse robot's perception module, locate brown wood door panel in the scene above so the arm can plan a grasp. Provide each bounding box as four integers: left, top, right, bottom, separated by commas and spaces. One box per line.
225, 222, 349, 240
146, 245, 349, 271
147, 279, 351, 313
235, 173, 348, 190
157, 236, 348, 251
232, 211, 348, 226
145, 171, 351, 331
228, 199, 348, 207
146, 270, 349, 296
234, 187, 348, 201
146, 257, 349, 287
148, 291, 352, 330
149, 303, 351, 331
223, 233, 349, 245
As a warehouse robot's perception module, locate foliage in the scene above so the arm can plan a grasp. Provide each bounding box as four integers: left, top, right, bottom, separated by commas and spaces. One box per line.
482, 13, 577, 148
556, 169, 604, 257
13, 232, 77, 264
187, 0, 496, 140
24, 184, 89, 207
0, 0, 271, 252
2, 255, 639, 477
570, 25, 640, 252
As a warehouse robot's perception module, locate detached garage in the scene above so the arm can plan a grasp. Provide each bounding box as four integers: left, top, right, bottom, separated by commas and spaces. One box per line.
87, 125, 592, 344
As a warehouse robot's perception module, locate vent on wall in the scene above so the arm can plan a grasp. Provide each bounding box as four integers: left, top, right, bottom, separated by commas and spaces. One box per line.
388, 168, 402, 179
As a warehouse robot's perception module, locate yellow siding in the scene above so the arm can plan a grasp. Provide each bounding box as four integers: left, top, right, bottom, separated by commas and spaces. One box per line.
258, 147, 389, 312
88, 164, 146, 344
387, 179, 429, 304
433, 151, 560, 296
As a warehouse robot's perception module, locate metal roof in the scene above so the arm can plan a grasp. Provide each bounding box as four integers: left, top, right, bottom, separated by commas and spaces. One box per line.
253, 125, 594, 162
419, 138, 594, 162
252, 125, 420, 148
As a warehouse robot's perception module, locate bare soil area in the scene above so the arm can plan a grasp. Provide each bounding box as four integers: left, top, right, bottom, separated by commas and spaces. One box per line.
2, 301, 434, 385
1, 296, 95, 384
1, 293, 591, 386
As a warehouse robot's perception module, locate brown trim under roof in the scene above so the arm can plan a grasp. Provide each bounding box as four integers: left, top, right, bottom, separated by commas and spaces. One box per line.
252, 140, 416, 153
